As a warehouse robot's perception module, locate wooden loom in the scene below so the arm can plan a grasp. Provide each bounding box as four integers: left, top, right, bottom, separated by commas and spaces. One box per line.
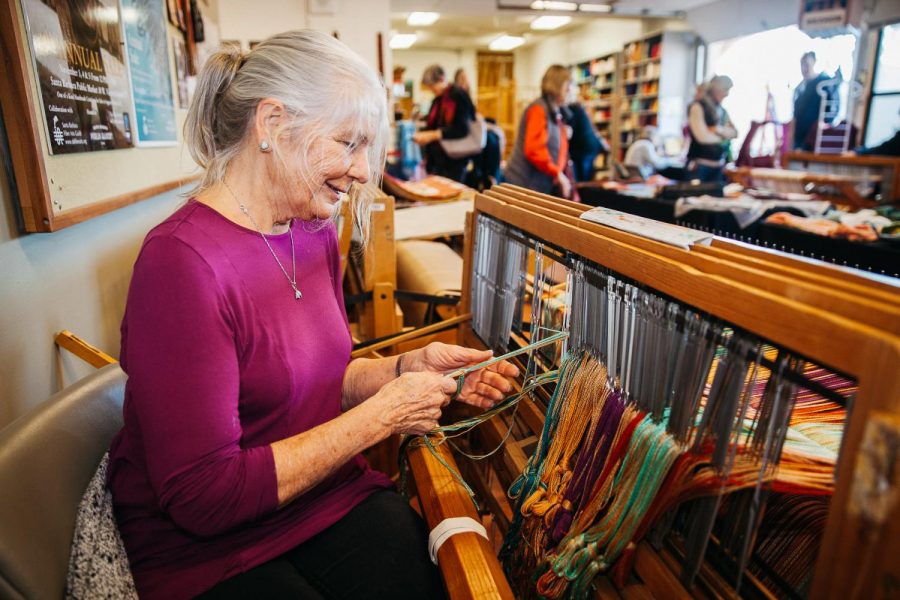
401, 183, 900, 599
341, 183, 405, 343
727, 166, 880, 210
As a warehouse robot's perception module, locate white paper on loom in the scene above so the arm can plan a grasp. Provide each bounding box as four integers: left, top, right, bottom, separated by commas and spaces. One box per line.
394, 200, 474, 240
580, 206, 713, 250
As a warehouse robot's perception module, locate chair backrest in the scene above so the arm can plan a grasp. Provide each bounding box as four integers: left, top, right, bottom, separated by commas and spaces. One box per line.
0, 364, 126, 599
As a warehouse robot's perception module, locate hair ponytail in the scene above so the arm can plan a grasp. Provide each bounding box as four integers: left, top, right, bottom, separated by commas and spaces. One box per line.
184, 47, 246, 184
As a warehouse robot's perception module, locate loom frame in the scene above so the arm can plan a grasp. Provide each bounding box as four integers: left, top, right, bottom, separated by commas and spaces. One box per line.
405, 184, 900, 599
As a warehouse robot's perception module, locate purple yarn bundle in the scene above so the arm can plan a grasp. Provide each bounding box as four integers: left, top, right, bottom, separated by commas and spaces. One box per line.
549, 390, 625, 545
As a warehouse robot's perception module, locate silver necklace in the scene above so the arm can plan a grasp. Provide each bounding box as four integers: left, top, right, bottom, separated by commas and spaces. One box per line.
224, 181, 302, 300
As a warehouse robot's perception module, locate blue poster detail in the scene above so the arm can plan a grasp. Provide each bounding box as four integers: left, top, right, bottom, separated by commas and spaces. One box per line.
121, 0, 177, 145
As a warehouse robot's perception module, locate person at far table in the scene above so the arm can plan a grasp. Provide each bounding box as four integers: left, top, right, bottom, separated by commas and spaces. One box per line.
413, 64, 477, 183
686, 75, 737, 184
624, 125, 686, 180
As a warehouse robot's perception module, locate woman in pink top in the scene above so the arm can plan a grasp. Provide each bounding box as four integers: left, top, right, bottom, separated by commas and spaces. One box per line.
108, 30, 517, 599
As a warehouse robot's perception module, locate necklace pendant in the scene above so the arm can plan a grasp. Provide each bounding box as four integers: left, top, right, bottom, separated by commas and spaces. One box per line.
295, 288, 303, 300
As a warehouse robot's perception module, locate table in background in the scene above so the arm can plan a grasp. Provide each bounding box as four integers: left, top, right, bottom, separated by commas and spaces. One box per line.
578, 186, 899, 278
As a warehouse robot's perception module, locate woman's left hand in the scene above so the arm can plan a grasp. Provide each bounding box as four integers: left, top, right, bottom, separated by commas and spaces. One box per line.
408, 342, 520, 409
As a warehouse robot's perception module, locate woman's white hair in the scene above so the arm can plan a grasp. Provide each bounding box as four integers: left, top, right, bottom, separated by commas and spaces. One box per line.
184, 30, 388, 241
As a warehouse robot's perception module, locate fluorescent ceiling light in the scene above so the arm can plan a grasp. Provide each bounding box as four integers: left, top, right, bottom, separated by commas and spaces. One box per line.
531, 15, 572, 29
579, 3, 612, 12
489, 35, 526, 51
407, 12, 439, 26
390, 33, 417, 49
530, 1, 578, 10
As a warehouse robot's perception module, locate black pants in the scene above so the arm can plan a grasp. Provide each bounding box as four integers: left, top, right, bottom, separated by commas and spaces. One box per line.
198, 491, 446, 599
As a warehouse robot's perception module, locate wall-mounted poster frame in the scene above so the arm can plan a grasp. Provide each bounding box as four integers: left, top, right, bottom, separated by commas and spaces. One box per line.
122, 0, 179, 146
0, 0, 198, 233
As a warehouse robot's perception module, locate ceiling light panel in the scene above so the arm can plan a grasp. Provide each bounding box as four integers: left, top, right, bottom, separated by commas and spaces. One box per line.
407, 12, 439, 26
578, 3, 612, 12
531, 15, 572, 29
390, 33, 417, 49
489, 35, 526, 51
530, 1, 578, 10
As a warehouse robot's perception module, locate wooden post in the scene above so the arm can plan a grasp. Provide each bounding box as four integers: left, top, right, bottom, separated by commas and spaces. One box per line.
362, 193, 402, 340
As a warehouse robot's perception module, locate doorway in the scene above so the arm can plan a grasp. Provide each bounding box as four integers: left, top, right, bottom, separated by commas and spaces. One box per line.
477, 51, 516, 159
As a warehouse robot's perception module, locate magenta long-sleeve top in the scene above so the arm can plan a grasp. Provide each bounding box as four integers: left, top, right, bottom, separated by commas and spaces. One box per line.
107, 201, 393, 599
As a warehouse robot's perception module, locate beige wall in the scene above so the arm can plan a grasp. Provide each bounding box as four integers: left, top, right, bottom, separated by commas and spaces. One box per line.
308, 0, 392, 76
686, 0, 801, 43
0, 161, 185, 427
217, 0, 307, 47
217, 0, 391, 76
869, 0, 900, 25
513, 18, 647, 96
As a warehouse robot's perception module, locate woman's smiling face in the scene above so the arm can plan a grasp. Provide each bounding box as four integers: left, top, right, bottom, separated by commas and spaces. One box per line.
274, 126, 372, 221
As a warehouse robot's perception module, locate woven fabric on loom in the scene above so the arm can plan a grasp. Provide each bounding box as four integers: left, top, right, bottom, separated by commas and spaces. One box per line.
697, 346, 850, 496
749, 493, 831, 598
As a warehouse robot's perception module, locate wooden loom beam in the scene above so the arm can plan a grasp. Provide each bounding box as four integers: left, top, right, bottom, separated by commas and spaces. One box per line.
488, 186, 900, 334
407, 185, 899, 599
502, 183, 899, 301
476, 192, 897, 376
406, 442, 514, 600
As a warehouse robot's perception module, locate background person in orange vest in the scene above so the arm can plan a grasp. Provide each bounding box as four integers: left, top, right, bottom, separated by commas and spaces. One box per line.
504, 65, 574, 199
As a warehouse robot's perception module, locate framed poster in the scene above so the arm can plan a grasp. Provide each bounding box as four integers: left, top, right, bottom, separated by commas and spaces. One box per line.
121, 0, 177, 145
0, 0, 200, 232
19, 0, 135, 155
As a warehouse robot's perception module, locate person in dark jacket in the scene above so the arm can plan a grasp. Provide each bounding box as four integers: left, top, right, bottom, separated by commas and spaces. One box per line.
792, 51, 840, 151
565, 102, 608, 182
413, 64, 476, 182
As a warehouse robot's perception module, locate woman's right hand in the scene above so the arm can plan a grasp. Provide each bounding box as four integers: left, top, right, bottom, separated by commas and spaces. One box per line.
369, 372, 457, 436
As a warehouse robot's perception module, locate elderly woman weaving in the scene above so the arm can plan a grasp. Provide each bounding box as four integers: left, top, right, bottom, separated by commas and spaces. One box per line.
107, 30, 517, 600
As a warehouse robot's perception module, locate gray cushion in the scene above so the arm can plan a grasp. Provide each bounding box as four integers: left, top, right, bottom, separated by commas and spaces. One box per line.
65, 453, 136, 599
0, 364, 126, 599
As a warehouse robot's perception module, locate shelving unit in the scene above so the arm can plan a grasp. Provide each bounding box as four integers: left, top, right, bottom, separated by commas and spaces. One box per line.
615, 31, 696, 161
571, 52, 620, 174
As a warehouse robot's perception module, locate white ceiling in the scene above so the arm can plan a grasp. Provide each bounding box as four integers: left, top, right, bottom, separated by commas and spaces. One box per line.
389, 0, 719, 49
390, 0, 719, 16
612, 0, 718, 10
390, 13, 586, 49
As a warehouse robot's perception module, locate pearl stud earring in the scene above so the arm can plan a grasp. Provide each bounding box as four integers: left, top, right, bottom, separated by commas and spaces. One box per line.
259, 140, 271, 152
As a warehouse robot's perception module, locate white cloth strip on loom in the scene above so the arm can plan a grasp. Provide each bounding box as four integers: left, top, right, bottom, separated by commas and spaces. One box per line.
427, 517, 489, 565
